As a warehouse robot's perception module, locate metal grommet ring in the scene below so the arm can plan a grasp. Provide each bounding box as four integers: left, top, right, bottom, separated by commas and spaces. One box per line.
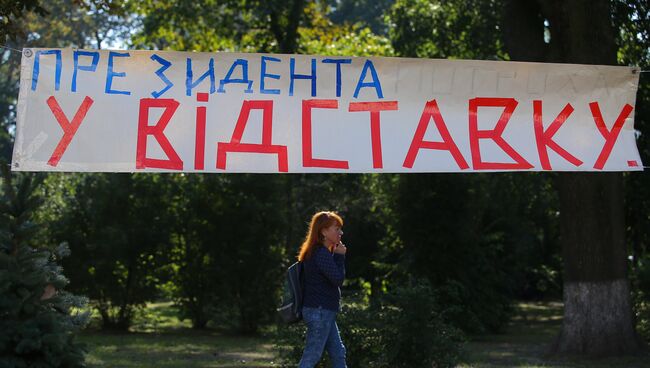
23, 49, 33, 57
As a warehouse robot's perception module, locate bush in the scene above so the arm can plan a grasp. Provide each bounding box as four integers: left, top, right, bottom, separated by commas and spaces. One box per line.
1, 168, 89, 367
274, 281, 464, 368
274, 298, 382, 368
0, 243, 89, 368
379, 281, 465, 368
394, 174, 521, 334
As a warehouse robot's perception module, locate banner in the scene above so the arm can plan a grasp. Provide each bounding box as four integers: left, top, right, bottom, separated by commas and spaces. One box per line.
12, 48, 643, 173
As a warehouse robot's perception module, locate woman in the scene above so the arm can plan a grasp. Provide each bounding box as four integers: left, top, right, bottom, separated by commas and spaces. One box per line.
297, 211, 347, 368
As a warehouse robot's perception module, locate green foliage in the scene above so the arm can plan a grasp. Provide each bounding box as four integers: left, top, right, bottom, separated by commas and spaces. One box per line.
131, 0, 311, 53
163, 175, 224, 329
394, 174, 509, 332
197, 174, 286, 334
129, 0, 242, 51
386, 0, 505, 59
389, 172, 561, 332
632, 254, 650, 342
612, 0, 650, 66
327, 0, 395, 35
616, 1, 650, 346
0, 243, 89, 368
0, 166, 89, 367
299, 20, 394, 57
618, 2, 650, 297
377, 280, 465, 367
108, 173, 289, 334
1, 0, 127, 45
47, 174, 173, 331
132, 0, 393, 55
0, 0, 47, 42
74, 301, 650, 368
7, 0, 129, 49
275, 283, 464, 368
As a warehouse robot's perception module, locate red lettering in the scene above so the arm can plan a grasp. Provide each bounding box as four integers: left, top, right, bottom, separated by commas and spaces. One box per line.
216, 100, 288, 172
590, 102, 634, 170
194, 93, 209, 170
403, 99, 468, 169
533, 100, 582, 170
302, 99, 348, 169
349, 101, 398, 169
469, 97, 532, 170
46, 96, 94, 167
136, 98, 183, 170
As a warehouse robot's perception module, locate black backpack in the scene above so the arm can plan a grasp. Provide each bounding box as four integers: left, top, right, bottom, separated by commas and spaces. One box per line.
277, 261, 305, 324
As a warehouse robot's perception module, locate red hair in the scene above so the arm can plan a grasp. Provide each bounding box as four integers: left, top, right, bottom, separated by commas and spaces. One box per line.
297, 211, 344, 261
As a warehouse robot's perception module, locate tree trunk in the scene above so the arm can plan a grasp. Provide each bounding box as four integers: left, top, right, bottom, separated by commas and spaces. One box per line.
268, 0, 306, 54
501, 0, 643, 356
552, 173, 640, 355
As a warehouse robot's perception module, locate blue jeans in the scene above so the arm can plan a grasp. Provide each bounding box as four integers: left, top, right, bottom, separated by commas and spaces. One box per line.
298, 306, 347, 368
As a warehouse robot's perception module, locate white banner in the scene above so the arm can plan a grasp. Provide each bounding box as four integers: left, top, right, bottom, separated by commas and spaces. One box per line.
12, 48, 643, 173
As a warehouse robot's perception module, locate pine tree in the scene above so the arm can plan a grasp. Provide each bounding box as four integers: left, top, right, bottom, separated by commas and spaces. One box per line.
0, 163, 89, 368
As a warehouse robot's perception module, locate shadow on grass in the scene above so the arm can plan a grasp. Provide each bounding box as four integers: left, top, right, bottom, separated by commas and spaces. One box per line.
80, 329, 277, 368
79, 301, 649, 368
80, 302, 277, 368
460, 301, 650, 368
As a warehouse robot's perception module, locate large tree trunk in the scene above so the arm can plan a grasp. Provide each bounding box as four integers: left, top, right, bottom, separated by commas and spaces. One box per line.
502, 0, 643, 356
553, 173, 639, 355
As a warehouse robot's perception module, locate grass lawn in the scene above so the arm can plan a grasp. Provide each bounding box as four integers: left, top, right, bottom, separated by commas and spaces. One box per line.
80, 302, 277, 368
78, 301, 650, 368
461, 301, 650, 368
81, 331, 276, 368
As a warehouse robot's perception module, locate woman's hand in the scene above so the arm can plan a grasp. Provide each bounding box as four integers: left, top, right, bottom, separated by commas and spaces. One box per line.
333, 241, 347, 255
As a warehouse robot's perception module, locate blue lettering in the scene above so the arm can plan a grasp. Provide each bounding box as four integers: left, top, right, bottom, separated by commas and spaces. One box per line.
218, 58, 253, 93
186, 58, 216, 96
322, 58, 352, 97
150, 54, 174, 98
105, 51, 131, 95
290, 58, 317, 97
31, 50, 62, 91
260, 56, 281, 95
72, 50, 99, 92
353, 59, 383, 99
